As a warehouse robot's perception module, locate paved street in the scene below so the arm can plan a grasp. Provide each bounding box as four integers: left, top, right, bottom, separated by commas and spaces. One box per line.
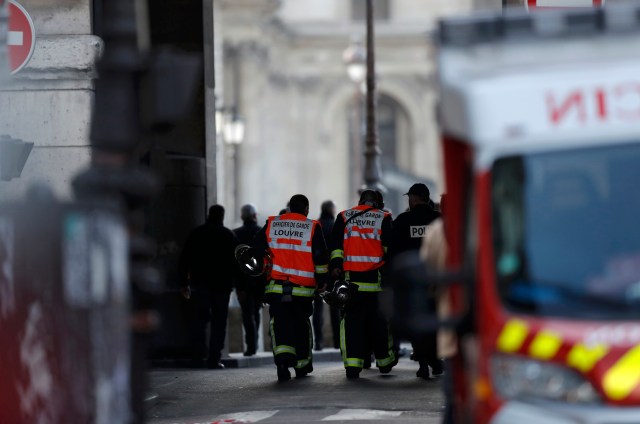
146, 353, 445, 424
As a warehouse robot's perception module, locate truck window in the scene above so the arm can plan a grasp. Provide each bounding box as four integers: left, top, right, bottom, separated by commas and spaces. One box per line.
492, 143, 640, 319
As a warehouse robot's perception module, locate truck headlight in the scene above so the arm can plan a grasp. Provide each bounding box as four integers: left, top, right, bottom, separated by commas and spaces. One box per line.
491, 355, 601, 404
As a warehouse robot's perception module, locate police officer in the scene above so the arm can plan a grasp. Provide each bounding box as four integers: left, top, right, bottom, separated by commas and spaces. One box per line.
329, 189, 397, 379
390, 183, 443, 379
252, 194, 329, 382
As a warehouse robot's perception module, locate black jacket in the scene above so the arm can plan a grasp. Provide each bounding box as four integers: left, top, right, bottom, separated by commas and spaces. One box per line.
318, 213, 335, 245
233, 221, 263, 291
179, 221, 240, 292
390, 203, 441, 260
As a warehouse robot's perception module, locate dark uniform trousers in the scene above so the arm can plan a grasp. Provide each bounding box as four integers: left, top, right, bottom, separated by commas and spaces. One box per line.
238, 289, 262, 353
340, 291, 396, 371
189, 287, 231, 365
265, 281, 314, 371
411, 296, 441, 372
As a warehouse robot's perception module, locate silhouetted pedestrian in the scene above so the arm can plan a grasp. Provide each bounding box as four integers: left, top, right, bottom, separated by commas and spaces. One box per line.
179, 205, 239, 369
314, 200, 340, 350
233, 204, 264, 356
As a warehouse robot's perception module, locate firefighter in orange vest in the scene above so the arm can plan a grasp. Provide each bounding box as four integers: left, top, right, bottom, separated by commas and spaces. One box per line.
253, 194, 329, 382
329, 189, 397, 379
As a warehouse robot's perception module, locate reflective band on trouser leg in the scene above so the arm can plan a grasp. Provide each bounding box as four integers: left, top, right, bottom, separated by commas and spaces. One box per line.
296, 318, 312, 370
340, 313, 364, 368
376, 325, 396, 367
603, 345, 640, 400
345, 357, 364, 368
270, 317, 296, 356
352, 281, 382, 292
340, 315, 347, 365
331, 249, 344, 261
270, 318, 277, 356
315, 264, 328, 274
274, 345, 296, 356
496, 319, 529, 353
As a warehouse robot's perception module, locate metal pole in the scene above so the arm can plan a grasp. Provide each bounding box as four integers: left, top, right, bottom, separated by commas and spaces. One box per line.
362, 0, 385, 193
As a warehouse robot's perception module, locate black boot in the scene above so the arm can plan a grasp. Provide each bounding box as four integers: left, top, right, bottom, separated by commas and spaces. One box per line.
346, 367, 361, 379
417, 361, 430, 380
277, 364, 291, 382
295, 362, 313, 378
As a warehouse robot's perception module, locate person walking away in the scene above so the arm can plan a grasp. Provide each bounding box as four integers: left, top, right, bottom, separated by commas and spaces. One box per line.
390, 183, 443, 379
329, 189, 397, 379
233, 204, 264, 357
179, 204, 240, 369
252, 194, 329, 382
314, 200, 340, 350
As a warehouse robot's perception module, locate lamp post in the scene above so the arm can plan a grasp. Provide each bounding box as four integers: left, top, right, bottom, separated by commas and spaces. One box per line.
343, 0, 384, 194
343, 38, 366, 197
223, 107, 245, 224
361, 0, 385, 194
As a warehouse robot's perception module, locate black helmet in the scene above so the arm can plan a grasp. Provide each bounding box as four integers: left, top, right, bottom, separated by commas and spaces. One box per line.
321, 279, 355, 310
235, 244, 272, 277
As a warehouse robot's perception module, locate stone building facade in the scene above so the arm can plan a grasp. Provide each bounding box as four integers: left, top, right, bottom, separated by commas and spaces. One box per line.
215, 0, 505, 222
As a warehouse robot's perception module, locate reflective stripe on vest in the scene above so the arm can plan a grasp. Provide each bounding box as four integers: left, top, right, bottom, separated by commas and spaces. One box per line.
345, 255, 384, 263
341, 206, 387, 272
271, 264, 314, 279
266, 213, 317, 287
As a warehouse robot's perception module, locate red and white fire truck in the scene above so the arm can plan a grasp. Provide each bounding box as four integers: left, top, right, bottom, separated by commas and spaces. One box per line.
425, 2, 640, 423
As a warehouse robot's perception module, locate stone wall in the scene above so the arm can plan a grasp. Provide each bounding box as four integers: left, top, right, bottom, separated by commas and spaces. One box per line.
0, 0, 98, 200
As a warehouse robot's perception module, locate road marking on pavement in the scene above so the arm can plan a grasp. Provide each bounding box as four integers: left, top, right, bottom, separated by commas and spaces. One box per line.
322, 409, 405, 421
210, 411, 279, 423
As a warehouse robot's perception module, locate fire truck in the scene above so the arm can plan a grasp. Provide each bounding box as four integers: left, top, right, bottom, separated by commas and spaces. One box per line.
397, 2, 640, 423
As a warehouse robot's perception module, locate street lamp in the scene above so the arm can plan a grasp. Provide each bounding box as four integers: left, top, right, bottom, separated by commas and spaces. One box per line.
223, 108, 245, 146
222, 107, 245, 228
343, 39, 367, 87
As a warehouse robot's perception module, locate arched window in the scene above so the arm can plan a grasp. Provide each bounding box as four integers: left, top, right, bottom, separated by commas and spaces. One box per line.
377, 96, 397, 169
345, 92, 415, 213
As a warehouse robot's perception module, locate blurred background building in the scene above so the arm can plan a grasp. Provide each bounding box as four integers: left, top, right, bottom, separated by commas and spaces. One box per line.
215, 0, 506, 222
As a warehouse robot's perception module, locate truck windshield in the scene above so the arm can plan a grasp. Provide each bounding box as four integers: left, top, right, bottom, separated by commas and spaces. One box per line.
492, 143, 640, 320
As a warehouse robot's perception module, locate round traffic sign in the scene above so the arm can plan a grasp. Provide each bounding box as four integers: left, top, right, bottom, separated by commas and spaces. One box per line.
8, 0, 35, 74
526, 0, 604, 11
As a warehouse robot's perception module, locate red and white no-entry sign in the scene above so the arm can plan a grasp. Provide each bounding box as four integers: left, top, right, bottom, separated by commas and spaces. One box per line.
7, 0, 35, 74
526, 0, 604, 11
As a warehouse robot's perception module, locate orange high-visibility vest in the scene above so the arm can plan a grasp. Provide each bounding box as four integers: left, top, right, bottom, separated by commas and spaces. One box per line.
266, 213, 318, 287
341, 205, 388, 272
